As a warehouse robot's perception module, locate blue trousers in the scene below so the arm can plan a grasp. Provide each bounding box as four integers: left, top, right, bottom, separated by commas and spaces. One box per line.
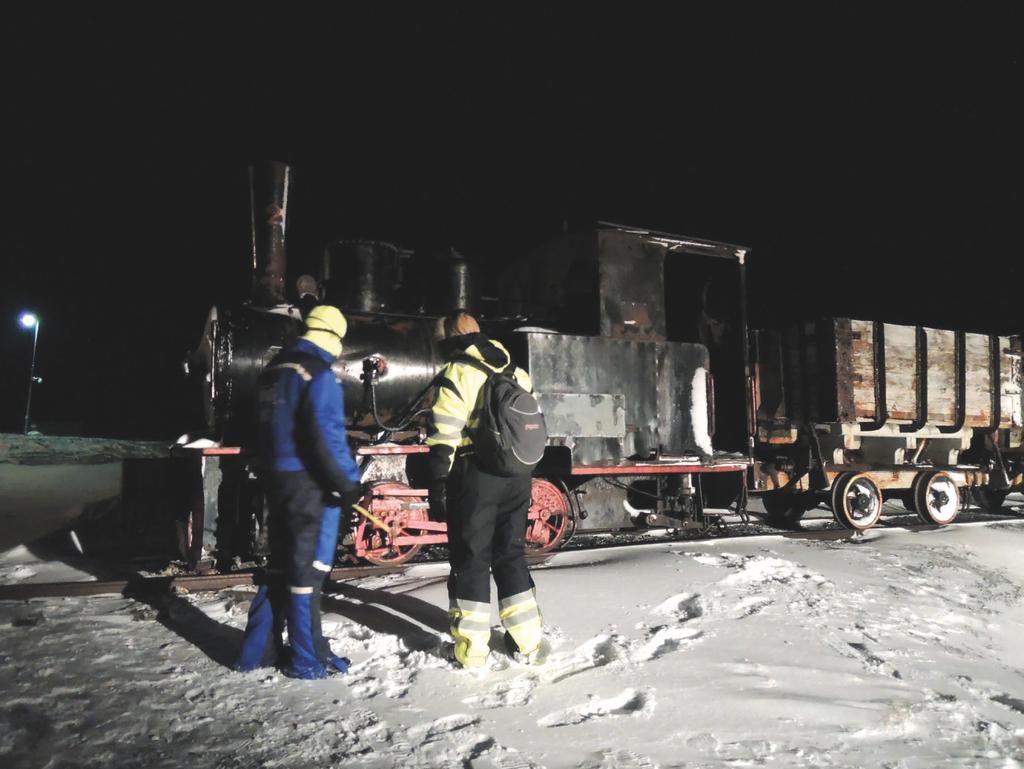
235, 471, 342, 676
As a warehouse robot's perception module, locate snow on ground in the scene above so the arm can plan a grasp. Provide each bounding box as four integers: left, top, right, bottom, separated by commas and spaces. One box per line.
0, 463, 121, 552
5, 516, 1024, 767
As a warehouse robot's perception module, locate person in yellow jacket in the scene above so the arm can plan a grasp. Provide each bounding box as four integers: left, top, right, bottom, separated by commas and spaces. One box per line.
427, 311, 545, 668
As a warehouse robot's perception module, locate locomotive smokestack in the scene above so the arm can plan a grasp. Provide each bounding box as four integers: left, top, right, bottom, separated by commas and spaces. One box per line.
249, 161, 291, 306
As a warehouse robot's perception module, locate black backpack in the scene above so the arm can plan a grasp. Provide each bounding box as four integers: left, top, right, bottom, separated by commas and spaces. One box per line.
456, 356, 548, 476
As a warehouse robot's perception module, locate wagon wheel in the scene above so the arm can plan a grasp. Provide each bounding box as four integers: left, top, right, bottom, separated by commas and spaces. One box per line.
526, 479, 572, 553
973, 487, 1008, 513
760, 488, 812, 529
913, 471, 960, 525
830, 472, 882, 530
357, 482, 428, 566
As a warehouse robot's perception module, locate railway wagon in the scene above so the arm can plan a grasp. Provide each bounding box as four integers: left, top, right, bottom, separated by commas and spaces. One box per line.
751, 319, 1023, 529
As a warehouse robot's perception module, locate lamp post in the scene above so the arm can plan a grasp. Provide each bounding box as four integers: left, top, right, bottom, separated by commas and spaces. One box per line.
19, 312, 40, 434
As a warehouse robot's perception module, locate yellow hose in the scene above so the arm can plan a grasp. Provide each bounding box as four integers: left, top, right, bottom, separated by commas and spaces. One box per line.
352, 503, 389, 531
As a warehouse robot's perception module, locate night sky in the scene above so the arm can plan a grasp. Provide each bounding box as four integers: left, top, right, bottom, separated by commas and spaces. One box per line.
3, 8, 1021, 439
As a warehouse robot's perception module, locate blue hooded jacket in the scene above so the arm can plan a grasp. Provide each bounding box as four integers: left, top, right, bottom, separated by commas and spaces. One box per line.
258, 338, 361, 493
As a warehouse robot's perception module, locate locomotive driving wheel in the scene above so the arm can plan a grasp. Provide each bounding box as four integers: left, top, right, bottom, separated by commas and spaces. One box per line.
830, 472, 882, 530
356, 482, 428, 566
526, 479, 572, 554
912, 471, 960, 525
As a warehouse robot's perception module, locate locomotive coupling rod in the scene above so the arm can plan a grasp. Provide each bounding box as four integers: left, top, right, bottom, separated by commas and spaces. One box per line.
353, 503, 390, 531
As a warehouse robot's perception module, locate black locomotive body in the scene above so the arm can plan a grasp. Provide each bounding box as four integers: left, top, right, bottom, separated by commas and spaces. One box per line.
181, 163, 753, 568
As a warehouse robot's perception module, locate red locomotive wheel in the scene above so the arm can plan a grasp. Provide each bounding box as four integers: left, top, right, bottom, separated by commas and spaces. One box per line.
526, 479, 572, 554
357, 482, 428, 566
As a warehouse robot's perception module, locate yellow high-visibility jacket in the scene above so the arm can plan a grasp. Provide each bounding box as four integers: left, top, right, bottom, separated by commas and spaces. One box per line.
426, 335, 532, 478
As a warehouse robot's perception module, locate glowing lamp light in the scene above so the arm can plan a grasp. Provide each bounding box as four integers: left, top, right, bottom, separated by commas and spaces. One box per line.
18, 311, 41, 434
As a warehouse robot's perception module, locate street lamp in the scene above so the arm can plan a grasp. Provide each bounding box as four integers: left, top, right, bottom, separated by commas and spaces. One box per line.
18, 312, 41, 434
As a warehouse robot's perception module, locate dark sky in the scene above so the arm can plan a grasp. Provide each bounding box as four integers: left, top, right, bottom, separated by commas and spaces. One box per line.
2, 8, 1021, 438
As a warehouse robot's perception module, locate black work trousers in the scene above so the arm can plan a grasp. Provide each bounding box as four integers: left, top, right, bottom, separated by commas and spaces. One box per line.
445, 454, 534, 604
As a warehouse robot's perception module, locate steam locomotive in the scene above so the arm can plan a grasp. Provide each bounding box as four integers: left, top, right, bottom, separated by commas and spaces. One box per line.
181, 161, 1023, 569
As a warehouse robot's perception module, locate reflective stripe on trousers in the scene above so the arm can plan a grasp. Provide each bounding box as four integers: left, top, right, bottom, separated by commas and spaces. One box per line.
448, 597, 491, 668
498, 587, 543, 655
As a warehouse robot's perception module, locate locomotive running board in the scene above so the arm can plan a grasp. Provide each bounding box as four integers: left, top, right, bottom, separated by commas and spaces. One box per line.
570, 461, 749, 476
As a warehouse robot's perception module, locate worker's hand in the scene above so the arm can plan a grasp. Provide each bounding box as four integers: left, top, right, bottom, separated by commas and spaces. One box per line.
340, 486, 363, 511
428, 479, 447, 521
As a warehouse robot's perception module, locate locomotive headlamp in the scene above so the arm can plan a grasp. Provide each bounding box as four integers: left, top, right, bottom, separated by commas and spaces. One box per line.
361, 356, 388, 384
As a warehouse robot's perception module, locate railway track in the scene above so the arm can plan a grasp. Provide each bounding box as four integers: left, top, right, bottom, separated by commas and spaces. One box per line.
2, 505, 1021, 602
0, 564, 405, 601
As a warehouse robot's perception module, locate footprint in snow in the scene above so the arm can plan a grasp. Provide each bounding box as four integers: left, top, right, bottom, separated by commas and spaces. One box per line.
990, 693, 1024, 715
408, 713, 479, 743
632, 625, 703, 663
539, 633, 626, 684
845, 641, 903, 680
578, 748, 658, 768
651, 592, 703, 621
538, 687, 654, 727
462, 676, 537, 709
732, 595, 774, 619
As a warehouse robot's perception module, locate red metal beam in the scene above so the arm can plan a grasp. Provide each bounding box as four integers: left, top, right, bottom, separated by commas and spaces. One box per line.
357, 445, 430, 456
570, 462, 748, 476
371, 488, 429, 497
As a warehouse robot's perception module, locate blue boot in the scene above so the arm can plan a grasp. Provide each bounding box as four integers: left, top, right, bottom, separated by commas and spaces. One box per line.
284, 589, 328, 680
234, 585, 276, 672
326, 653, 351, 673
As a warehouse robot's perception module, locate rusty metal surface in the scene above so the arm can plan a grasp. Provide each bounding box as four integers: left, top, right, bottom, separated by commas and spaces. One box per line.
757, 319, 1024, 439
249, 162, 291, 307
597, 229, 666, 341
499, 225, 748, 338
323, 241, 401, 313
523, 333, 711, 464
538, 393, 625, 440
756, 465, 991, 494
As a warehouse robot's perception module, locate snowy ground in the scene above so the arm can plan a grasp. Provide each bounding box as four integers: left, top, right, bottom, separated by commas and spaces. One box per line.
0, 462, 121, 552
5, 506, 1024, 767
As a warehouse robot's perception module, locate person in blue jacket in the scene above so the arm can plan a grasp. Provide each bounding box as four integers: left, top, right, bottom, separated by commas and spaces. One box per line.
234, 305, 363, 679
